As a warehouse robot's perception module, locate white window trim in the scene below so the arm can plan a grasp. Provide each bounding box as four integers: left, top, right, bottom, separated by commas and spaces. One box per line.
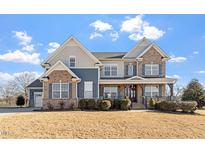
128, 63, 133, 76
145, 85, 159, 97
145, 64, 159, 76
84, 81, 93, 98
103, 86, 118, 98
103, 64, 118, 77
69, 56, 76, 68
52, 82, 69, 99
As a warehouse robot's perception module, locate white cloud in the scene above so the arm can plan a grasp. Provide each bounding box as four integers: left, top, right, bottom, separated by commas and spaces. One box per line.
0, 50, 40, 65
12, 31, 32, 45
47, 42, 60, 54
120, 15, 143, 33
193, 51, 199, 54
196, 70, 205, 74
89, 32, 103, 40
121, 15, 165, 41
22, 44, 35, 52
167, 74, 181, 79
169, 55, 187, 63
90, 20, 112, 32
110, 31, 119, 41
0, 71, 41, 86
128, 33, 143, 41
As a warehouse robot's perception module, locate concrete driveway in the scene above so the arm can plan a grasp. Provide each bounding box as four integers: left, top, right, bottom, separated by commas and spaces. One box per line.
0, 107, 41, 115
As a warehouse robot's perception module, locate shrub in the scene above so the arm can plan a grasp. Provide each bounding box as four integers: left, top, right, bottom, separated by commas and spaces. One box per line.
157, 101, 179, 112
47, 103, 54, 111
16, 95, 25, 107
120, 98, 131, 110
149, 98, 156, 109
103, 98, 113, 109
113, 99, 122, 110
98, 100, 111, 111
78, 99, 96, 110
79, 99, 87, 110
86, 99, 96, 109
179, 101, 197, 113
59, 101, 65, 110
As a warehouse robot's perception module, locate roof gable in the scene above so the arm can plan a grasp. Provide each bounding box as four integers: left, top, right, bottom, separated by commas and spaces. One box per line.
123, 37, 170, 59
42, 36, 102, 66
137, 43, 170, 59
123, 37, 152, 59
40, 60, 80, 81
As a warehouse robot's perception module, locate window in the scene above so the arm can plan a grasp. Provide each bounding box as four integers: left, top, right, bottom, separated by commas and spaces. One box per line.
145, 85, 159, 97
128, 63, 133, 76
145, 64, 159, 75
104, 65, 117, 77
69, 56, 76, 67
52, 83, 69, 99
104, 87, 118, 99
84, 81, 93, 98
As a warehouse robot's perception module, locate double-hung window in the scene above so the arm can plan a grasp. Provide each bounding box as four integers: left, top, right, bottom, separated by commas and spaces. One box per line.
69, 56, 76, 67
128, 63, 133, 76
52, 83, 69, 99
104, 87, 118, 99
145, 85, 159, 97
145, 64, 159, 76
84, 81, 93, 98
104, 65, 117, 77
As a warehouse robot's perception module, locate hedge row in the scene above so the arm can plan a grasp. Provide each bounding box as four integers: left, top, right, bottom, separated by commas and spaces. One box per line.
155, 100, 197, 113
78, 98, 131, 111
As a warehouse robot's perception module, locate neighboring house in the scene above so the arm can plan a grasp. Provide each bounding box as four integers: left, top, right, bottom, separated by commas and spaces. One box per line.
27, 36, 176, 109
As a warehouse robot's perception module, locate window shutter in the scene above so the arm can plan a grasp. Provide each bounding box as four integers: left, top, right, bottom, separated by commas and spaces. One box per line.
133, 64, 136, 76
125, 64, 128, 76
142, 64, 145, 76
49, 84, 52, 99
69, 83, 72, 98
159, 85, 162, 96
159, 64, 162, 77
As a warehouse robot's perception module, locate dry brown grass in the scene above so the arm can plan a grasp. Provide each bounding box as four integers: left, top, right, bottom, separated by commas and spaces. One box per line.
0, 110, 205, 139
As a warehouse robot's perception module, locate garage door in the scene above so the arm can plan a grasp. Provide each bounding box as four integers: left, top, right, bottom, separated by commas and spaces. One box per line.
34, 92, 42, 107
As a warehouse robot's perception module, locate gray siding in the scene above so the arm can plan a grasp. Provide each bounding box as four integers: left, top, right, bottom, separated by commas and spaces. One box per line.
29, 88, 43, 107
71, 68, 99, 98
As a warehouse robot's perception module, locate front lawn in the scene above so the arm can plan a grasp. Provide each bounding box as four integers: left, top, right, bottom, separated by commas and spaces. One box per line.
0, 110, 205, 138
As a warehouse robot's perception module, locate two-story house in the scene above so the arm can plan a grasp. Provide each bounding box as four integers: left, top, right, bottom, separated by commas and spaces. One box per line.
27, 36, 176, 109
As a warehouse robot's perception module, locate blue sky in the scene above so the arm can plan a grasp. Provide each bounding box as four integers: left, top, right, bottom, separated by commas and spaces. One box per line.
0, 14, 204, 87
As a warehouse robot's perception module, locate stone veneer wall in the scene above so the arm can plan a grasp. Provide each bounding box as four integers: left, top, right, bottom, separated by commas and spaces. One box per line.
42, 70, 78, 110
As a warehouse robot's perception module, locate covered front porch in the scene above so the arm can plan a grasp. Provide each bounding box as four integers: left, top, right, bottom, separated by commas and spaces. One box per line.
99, 77, 176, 108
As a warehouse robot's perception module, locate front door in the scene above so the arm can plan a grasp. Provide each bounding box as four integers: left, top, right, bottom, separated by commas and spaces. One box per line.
126, 85, 137, 102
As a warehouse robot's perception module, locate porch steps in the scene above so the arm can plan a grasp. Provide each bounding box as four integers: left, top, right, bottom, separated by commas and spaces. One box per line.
131, 102, 146, 110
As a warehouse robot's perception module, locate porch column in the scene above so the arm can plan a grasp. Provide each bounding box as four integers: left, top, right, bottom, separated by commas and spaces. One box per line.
168, 83, 174, 97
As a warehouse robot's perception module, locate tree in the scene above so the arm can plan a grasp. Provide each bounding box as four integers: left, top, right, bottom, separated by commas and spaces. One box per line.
0, 82, 19, 105
16, 95, 25, 107
182, 79, 205, 108
10, 72, 36, 106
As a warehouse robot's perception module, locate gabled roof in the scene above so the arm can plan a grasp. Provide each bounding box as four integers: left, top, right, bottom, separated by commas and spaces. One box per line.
27, 79, 42, 88
123, 37, 170, 59
40, 60, 80, 81
136, 43, 170, 59
126, 76, 145, 80
123, 37, 152, 59
42, 36, 102, 66
92, 52, 126, 60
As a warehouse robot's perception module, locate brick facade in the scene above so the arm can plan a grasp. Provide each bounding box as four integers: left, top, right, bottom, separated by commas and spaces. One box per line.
42, 70, 78, 110
138, 47, 166, 77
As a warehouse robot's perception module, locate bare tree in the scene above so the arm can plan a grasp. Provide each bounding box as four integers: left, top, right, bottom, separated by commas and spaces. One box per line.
10, 72, 36, 106
0, 82, 19, 105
